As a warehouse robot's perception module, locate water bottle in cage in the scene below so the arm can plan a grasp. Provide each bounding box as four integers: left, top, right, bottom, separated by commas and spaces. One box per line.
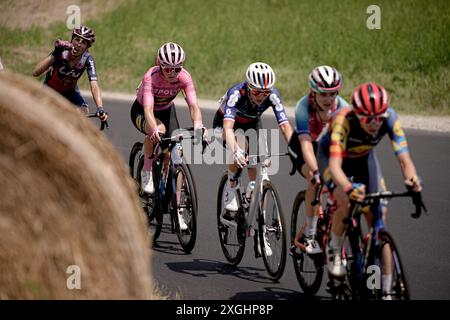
171, 142, 183, 165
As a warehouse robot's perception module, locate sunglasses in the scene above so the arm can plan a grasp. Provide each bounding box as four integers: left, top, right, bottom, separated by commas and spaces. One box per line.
356, 112, 389, 124
161, 65, 182, 74
249, 86, 271, 97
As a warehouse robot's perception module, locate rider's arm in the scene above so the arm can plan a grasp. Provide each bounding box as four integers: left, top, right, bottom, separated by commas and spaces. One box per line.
279, 122, 294, 144
329, 155, 352, 191
223, 119, 238, 152
397, 152, 419, 182
33, 55, 54, 77
299, 134, 319, 173
386, 108, 421, 191
187, 100, 203, 127
328, 109, 353, 192
89, 80, 103, 109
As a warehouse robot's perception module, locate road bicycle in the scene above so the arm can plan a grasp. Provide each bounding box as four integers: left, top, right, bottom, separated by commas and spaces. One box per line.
290, 183, 334, 295
327, 189, 426, 300
291, 182, 426, 300
129, 128, 206, 253
216, 153, 288, 281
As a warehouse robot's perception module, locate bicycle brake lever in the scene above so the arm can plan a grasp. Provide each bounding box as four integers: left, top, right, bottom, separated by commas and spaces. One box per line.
411, 192, 427, 219
289, 160, 296, 176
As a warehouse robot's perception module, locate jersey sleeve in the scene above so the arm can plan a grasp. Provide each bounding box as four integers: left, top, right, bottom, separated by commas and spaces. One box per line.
385, 107, 409, 156
222, 88, 241, 122
180, 70, 198, 106
86, 55, 98, 82
329, 108, 351, 158
294, 96, 311, 136
141, 73, 155, 109
268, 89, 289, 126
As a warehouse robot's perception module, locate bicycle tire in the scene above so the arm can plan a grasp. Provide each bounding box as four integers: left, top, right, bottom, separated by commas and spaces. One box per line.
374, 231, 410, 300
216, 172, 246, 265
172, 163, 198, 253
137, 154, 163, 242
290, 191, 324, 293
129, 141, 143, 180
258, 180, 286, 281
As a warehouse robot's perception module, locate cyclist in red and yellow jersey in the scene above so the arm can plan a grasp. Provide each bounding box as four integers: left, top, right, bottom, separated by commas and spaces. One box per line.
317, 83, 423, 289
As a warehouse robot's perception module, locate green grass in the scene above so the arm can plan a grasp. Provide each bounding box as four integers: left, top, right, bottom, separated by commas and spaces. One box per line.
1, 0, 449, 114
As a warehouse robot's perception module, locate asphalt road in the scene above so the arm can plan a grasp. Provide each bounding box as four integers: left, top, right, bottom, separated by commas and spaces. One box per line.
88, 96, 450, 300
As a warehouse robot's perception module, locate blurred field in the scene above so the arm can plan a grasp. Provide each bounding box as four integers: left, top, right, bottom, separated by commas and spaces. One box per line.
1, 0, 448, 114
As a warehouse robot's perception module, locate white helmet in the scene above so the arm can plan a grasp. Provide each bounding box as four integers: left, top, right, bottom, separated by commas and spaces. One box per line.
157, 42, 185, 66
246, 62, 276, 90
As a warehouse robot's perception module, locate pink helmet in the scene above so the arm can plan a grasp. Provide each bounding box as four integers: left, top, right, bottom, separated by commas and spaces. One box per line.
157, 42, 185, 66
72, 26, 95, 47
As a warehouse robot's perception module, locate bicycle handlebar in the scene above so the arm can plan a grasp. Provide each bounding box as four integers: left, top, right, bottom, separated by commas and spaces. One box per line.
158, 127, 209, 154
354, 190, 428, 219
88, 112, 109, 131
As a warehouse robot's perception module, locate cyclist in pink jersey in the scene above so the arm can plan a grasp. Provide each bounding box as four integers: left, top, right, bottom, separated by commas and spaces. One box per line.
130, 43, 206, 211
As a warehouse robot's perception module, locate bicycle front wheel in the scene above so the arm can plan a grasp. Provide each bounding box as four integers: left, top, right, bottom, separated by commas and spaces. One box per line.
258, 180, 286, 281
129, 141, 143, 181
172, 163, 198, 253
138, 155, 163, 243
290, 191, 324, 295
374, 231, 410, 300
217, 172, 246, 265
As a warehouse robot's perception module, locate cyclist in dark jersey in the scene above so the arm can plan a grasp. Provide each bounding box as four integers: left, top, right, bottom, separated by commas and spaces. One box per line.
213, 62, 293, 213
288, 66, 348, 255
317, 83, 423, 289
33, 26, 107, 122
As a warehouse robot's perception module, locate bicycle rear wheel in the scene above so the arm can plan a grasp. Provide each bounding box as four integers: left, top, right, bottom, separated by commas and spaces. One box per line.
258, 180, 286, 281
290, 191, 324, 294
374, 231, 410, 300
172, 163, 198, 253
217, 173, 246, 265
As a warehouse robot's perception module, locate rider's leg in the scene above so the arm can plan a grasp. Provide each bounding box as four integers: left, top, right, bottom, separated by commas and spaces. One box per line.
141, 119, 166, 193
143, 119, 166, 171
302, 163, 320, 237
326, 185, 348, 276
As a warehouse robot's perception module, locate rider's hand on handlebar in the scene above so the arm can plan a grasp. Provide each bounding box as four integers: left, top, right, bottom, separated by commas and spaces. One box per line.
311, 169, 321, 186
96, 107, 108, 121
346, 182, 366, 202
149, 127, 161, 144
404, 175, 423, 193
194, 122, 209, 142
233, 147, 248, 169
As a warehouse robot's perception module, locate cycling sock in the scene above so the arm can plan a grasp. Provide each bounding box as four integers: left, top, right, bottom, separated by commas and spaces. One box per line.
329, 231, 345, 252
143, 147, 153, 171
382, 274, 393, 293
305, 215, 319, 237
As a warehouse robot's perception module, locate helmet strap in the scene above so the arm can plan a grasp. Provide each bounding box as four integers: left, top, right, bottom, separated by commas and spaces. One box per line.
309, 92, 324, 112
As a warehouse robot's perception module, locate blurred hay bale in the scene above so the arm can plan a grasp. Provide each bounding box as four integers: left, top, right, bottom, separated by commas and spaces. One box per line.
0, 72, 153, 299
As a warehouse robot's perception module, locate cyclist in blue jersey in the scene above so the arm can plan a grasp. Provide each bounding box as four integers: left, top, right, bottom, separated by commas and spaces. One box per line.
213, 62, 293, 213
288, 66, 348, 255
33, 26, 107, 122
317, 83, 423, 296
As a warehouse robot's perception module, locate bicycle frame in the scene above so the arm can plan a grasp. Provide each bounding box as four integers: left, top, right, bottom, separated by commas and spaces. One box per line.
340, 190, 426, 299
